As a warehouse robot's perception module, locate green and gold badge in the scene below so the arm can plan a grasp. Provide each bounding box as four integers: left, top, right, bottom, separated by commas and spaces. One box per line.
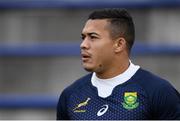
122, 92, 139, 110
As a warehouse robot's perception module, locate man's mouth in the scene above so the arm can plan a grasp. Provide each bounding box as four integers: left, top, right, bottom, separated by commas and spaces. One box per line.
81, 52, 91, 61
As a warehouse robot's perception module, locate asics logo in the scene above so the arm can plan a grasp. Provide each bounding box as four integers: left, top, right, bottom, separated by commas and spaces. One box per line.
97, 104, 109, 116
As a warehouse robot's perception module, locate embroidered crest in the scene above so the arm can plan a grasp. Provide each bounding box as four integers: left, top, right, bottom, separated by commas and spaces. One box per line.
122, 92, 139, 110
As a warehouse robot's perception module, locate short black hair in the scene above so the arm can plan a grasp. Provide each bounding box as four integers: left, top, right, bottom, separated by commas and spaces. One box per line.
88, 8, 135, 52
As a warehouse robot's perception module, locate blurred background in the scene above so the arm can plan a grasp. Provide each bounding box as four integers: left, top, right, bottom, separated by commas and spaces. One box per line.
0, 0, 180, 119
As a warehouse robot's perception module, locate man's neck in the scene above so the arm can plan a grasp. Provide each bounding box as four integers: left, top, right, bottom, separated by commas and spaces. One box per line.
96, 59, 130, 79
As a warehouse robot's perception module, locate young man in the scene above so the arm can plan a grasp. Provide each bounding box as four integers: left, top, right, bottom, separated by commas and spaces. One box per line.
57, 8, 180, 120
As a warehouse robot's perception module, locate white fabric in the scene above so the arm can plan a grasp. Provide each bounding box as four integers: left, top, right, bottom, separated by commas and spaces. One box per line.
91, 61, 140, 98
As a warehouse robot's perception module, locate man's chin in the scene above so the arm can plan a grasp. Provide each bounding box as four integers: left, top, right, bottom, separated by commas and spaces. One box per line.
83, 64, 102, 72
84, 68, 93, 72
83, 67, 94, 72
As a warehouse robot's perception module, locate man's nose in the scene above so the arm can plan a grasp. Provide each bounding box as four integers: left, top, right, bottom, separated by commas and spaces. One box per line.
80, 38, 90, 49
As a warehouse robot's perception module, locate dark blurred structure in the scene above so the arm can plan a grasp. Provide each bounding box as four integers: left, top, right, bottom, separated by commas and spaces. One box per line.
0, 0, 180, 119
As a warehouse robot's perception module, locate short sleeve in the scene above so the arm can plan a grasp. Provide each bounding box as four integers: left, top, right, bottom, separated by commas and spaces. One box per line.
152, 84, 180, 119
56, 90, 69, 120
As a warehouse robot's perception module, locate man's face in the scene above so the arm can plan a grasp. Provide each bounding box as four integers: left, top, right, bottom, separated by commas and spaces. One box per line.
80, 19, 116, 73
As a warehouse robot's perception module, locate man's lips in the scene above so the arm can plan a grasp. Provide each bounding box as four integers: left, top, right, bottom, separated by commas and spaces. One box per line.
81, 52, 91, 61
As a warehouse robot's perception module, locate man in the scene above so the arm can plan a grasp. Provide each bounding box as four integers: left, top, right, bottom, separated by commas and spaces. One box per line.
57, 8, 180, 120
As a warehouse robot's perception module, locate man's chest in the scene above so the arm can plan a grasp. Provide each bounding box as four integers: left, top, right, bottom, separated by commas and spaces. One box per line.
67, 86, 151, 120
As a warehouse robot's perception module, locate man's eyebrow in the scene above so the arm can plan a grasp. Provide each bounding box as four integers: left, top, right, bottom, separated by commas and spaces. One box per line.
81, 32, 100, 36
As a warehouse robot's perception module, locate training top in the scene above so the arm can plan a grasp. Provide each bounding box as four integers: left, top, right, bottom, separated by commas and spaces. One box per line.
57, 67, 180, 120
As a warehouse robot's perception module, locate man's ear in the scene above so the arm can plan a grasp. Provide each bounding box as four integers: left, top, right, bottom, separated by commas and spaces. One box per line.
114, 37, 126, 53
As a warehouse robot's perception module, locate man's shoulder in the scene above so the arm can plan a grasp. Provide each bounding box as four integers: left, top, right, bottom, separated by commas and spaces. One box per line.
134, 68, 178, 97
135, 68, 172, 88
61, 73, 93, 96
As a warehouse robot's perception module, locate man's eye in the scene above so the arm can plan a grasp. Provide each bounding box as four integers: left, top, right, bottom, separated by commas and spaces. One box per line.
90, 36, 98, 39
81, 36, 85, 40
